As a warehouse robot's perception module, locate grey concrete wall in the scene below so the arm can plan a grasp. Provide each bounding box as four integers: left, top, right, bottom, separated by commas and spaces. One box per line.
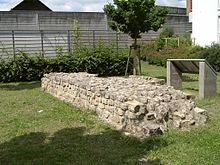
0, 8, 191, 37
199, 62, 217, 98
0, 7, 191, 57
0, 11, 108, 31
167, 60, 217, 99
167, 61, 182, 89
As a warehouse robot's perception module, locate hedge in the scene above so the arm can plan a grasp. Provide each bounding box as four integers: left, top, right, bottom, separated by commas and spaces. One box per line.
200, 43, 220, 72
0, 47, 132, 82
142, 46, 201, 67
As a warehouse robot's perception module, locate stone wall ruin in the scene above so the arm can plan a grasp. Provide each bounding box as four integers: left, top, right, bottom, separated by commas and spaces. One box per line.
41, 72, 208, 138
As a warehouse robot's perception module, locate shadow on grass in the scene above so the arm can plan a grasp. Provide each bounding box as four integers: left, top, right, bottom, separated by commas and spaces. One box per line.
184, 87, 199, 92
0, 81, 40, 91
0, 127, 167, 165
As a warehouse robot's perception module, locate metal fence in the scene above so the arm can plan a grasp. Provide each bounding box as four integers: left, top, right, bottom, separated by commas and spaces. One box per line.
0, 30, 156, 58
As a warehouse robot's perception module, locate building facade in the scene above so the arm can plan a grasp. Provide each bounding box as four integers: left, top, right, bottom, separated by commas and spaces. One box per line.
191, 0, 220, 46
186, 0, 192, 15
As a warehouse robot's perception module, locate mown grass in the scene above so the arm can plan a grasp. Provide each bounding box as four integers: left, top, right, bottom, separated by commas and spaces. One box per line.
142, 62, 220, 164
0, 63, 219, 164
0, 81, 164, 165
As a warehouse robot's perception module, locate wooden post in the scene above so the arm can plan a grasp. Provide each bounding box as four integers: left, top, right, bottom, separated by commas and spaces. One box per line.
116, 32, 119, 52
165, 38, 168, 48
137, 45, 141, 75
193, 38, 196, 45
177, 37, 180, 47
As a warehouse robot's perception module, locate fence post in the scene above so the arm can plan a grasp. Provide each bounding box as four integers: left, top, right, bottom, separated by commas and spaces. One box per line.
12, 30, 16, 59
92, 30, 95, 48
193, 38, 196, 45
67, 30, 71, 53
40, 30, 44, 57
116, 32, 119, 52
165, 38, 168, 48
177, 37, 180, 47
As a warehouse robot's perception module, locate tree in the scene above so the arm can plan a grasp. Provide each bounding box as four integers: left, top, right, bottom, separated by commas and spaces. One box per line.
72, 19, 81, 49
104, 0, 168, 75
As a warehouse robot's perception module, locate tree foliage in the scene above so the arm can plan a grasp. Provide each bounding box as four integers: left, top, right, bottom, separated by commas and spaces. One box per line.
104, 0, 168, 75
104, 0, 168, 39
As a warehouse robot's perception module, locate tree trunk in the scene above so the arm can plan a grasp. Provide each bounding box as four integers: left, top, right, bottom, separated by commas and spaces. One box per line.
133, 38, 141, 75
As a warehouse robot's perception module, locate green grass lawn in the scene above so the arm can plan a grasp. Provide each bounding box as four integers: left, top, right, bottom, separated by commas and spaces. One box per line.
0, 63, 220, 165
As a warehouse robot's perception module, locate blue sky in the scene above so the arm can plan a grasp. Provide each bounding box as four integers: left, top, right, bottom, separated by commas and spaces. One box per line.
0, 0, 186, 12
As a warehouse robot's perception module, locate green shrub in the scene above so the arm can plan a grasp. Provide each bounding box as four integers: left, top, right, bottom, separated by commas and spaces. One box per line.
140, 42, 155, 61
154, 27, 193, 51
167, 38, 178, 48
142, 45, 201, 67
200, 43, 220, 72
159, 27, 174, 38
154, 27, 175, 50
179, 36, 192, 47
0, 46, 132, 83
154, 37, 165, 50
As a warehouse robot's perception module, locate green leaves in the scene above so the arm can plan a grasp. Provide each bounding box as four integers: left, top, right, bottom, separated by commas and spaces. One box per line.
104, 0, 168, 39
0, 46, 133, 83
200, 43, 220, 72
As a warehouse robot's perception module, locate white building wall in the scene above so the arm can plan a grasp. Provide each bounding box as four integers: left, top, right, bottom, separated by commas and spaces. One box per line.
192, 0, 218, 46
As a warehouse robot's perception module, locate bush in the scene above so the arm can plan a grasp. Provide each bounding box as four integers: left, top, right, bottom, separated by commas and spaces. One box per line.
154, 37, 165, 50
0, 53, 47, 82
141, 45, 201, 67
200, 43, 220, 72
167, 38, 178, 48
154, 27, 175, 50
0, 46, 133, 82
142, 41, 220, 71
179, 36, 192, 47
159, 27, 174, 38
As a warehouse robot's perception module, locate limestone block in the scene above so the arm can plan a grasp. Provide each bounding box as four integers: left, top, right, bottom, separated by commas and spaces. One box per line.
181, 119, 195, 128
98, 103, 105, 109
104, 94, 110, 99
194, 107, 208, 125
173, 112, 185, 119
126, 100, 144, 113
145, 113, 156, 121
108, 99, 114, 106
172, 119, 181, 128
142, 122, 163, 135
117, 108, 125, 116
89, 104, 96, 111
108, 106, 116, 113
101, 98, 108, 105
126, 111, 137, 120
114, 100, 121, 107
146, 102, 155, 111
120, 103, 128, 111
102, 110, 110, 119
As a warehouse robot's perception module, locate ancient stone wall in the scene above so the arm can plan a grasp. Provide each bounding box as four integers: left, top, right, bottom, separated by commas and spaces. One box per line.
41, 72, 208, 138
